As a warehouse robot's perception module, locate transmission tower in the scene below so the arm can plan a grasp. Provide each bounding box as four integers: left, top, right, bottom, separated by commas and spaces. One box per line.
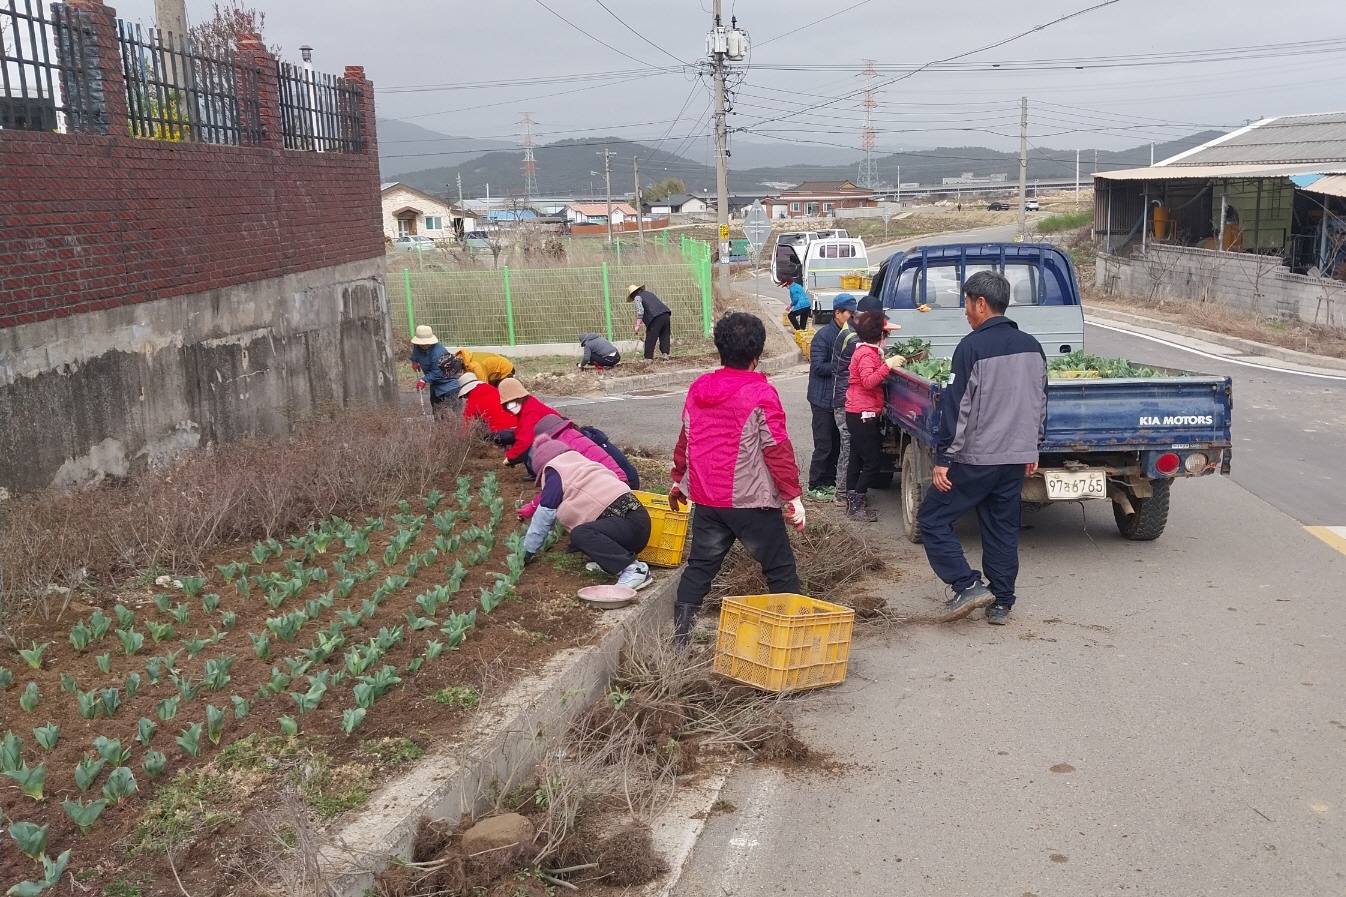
857, 59, 880, 189
520, 112, 538, 198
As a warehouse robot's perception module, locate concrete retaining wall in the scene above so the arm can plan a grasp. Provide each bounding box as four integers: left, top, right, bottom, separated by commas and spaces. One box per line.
1097, 246, 1346, 327
0, 257, 396, 492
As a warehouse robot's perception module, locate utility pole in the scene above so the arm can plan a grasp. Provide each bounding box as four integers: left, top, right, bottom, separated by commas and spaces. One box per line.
712, 0, 730, 296
633, 157, 645, 246
1017, 96, 1028, 241
599, 149, 615, 246
1075, 149, 1080, 203
154, 0, 187, 39
456, 174, 464, 207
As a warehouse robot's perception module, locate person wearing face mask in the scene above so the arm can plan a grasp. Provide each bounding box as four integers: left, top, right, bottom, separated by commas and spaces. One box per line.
497, 378, 561, 476
455, 372, 516, 444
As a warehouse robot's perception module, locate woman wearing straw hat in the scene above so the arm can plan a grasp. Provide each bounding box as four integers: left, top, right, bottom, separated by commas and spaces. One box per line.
627, 284, 671, 360
409, 325, 460, 417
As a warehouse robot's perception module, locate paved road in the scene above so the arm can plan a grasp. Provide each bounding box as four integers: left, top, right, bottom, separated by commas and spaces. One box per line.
547, 316, 1346, 897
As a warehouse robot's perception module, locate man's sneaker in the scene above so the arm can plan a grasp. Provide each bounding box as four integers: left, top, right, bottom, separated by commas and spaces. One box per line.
805, 486, 835, 502
585, 562, 602, 573
986, 603, 1011, 625
616, 561, 653, 591
939, 582, 994, 622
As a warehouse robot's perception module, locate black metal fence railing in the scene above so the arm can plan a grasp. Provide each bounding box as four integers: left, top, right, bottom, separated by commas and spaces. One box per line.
277, 62, 363, 153
116, 21, 263, 146
1, 0, 102, 132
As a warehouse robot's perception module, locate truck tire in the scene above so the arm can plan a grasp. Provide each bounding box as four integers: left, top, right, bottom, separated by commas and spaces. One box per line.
900, 444, 930, 544
1113, 479, 1170, 541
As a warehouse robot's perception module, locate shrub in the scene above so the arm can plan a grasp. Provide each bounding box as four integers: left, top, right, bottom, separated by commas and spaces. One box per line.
1, 406, 474, 623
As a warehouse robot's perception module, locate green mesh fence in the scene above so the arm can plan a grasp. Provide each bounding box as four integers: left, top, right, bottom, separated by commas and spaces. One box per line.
397, 237, 713, 347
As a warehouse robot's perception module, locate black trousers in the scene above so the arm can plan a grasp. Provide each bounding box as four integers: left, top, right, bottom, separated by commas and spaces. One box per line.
675, 505, 799, 613
569, 505, 651, 576
808, 403, 839, 489
788, 308, 811, 331
845, 411, 883, 494
429, 392, 461, 420
592, 352, 620, 369
644, 312, 671, 358
917, 462, 1025, 607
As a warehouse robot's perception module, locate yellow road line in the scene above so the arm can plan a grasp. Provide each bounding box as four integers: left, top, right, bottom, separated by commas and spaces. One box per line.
1305, 526, 1346, 557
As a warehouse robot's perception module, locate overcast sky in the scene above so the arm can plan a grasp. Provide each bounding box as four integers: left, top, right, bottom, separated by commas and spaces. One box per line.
111, 0, 1345, 166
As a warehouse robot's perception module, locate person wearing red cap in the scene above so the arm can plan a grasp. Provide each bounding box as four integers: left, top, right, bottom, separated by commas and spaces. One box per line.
843, 310, 905, 522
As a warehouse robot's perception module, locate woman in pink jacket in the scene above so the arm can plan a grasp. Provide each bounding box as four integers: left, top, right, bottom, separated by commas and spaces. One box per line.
844, 311, 905, 522
516, 414, 631, 519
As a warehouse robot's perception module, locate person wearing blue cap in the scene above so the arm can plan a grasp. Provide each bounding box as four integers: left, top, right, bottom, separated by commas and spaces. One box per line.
804, 293, 857, 501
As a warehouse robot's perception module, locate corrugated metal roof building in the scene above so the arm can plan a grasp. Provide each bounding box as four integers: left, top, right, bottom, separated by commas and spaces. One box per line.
1093, 112, 1346, 273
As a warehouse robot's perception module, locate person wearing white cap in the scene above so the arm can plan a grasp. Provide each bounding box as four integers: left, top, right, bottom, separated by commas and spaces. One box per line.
409, 324, 460, 417
456, 372, 516, 444
627, 284, 672, 360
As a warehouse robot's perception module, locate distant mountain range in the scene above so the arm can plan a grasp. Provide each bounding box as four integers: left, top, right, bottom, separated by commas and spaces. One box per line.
377, 118, 514, 179
377, 119, 1224, 200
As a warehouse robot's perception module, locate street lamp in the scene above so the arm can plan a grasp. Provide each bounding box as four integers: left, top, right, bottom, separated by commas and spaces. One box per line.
298, 45, 320, 151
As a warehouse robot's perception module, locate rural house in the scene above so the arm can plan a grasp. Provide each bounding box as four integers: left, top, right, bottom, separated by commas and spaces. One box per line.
565, 202, 639, 226
381, 183, 474, 241
1094, 111, 1346, 326
772, 181, 877, 218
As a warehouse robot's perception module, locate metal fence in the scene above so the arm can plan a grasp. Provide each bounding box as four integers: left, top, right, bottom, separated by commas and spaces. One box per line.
397, 237, 714, 347
0, 0, 101, 132
277, 62, 363, 152
116, 22, 263, 145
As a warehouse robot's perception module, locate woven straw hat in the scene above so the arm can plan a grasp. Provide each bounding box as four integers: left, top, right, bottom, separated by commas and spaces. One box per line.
411, 324, 439, 346
625, 284, 645, 301
456, 373, 480, 398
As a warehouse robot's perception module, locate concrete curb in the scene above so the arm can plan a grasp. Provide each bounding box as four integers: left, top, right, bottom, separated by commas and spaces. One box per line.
1084, 305, 1346, 374
321, 572, 680, 896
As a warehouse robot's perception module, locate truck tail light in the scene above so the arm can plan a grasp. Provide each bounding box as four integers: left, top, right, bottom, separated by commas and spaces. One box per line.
1183, 452, 1209, 473
1155, 453, 1181, 476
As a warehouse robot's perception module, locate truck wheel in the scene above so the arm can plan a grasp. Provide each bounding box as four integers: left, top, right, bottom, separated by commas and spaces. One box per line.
900, 444, 930, 544
1113, 480, 1170, 541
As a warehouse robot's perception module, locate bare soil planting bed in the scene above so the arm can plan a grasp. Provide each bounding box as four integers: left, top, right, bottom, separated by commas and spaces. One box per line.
0, 452, 613, 896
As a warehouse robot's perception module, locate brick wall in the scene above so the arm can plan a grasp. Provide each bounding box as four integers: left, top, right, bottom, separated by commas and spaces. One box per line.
0, 130, 382, 329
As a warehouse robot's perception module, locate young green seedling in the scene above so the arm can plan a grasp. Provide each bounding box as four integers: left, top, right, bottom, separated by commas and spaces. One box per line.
219, 609, 238, 630
33, 724, 59, 750
169, 603, 190, 625
6, 762, 46, 799
18, 642, 50, 670
7, 848, 71, 896
278, 716, 299, 737
340, 708, 366, 734
182, 637, 208, 659
205, 705, 226, 745
74, 756, 104, 791
94, 654, 112, 674
156, 694, 181, 722
141, 749, 167, 777
124, 672, 141, 699
113, 605, 135, 629
135, 717, 157, 745
231, 696, 250, 720
180, 576, 206, 598
146, 621, 175, 643
1, 732, 23, 773
175, 723, 203, 758
93, 735, 130, 765
8, 820, 48, 858
76, 689, 100, 720
88, 610, 111, 640
172, 672, 202, 701
58, 674, 77, 694
62, 797, 108, 834
116, 628, 144, 656
68, 622, 92, 651
102, 765, 137, 803
19, 682, 40, 712
249, 631, 272, 661
99, 687, 122, 717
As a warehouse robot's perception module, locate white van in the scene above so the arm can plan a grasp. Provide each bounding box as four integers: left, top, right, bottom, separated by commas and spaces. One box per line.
803, 238, 870, 323
769, 231, 817, 283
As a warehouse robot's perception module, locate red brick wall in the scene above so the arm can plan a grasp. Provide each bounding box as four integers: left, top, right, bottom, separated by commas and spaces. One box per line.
0, 129, 383, 330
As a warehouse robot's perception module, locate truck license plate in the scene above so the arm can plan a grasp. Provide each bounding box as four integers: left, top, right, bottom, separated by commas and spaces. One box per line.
1043, 469, 1107, 500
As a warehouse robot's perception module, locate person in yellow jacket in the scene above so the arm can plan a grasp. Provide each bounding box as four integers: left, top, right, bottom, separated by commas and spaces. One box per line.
452, 347, 515, 385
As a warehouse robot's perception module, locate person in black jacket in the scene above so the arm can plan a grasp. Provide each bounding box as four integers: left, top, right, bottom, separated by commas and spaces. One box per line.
831, 293, 883, 504
805, 294, 856, 501
628, 284, 672, 359
920, 271, 1047, 626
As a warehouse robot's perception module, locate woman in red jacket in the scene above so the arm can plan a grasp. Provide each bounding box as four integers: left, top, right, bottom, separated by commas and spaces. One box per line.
843, 311, 905, 522
498, 378, 560, 476
457, 373, 516, 443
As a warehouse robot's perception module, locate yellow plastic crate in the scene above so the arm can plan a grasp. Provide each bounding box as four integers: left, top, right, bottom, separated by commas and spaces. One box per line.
793, 328, 814, 353
713, 593, 855, 693
634, 490, 690, 568
840, 274, 864, 290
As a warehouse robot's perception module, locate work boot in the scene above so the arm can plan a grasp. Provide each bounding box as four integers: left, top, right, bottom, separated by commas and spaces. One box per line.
939, 582, 994, 622
835, 489, 850, 505
673, 603, 698, 647
846, 491, 878, 523
986, 603, 1011, 625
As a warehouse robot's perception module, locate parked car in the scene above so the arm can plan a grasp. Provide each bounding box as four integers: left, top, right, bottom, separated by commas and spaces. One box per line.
986, 201, 1010, 211
393, 235, 435, 250
769, 231, 817, 283
465, 231, 491, 252
1025, 199, 1041, 211
813, 228, 850, 240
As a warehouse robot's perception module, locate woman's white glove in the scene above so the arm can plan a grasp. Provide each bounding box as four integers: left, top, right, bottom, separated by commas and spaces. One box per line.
784, 497, 806, 530
885, 354, 907, 370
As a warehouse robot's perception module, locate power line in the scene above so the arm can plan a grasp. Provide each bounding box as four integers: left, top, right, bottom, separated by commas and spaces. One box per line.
590, 0, 690, 66
527, 0, 665, 70
755, 0, 878, 48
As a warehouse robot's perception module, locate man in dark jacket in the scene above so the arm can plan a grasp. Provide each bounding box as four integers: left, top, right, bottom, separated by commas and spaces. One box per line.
831, 293, 883, 503
919, 271, 1047, 626
628, 284, 672, 359
805, 294, 856, 501
578, 332, 621, 369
